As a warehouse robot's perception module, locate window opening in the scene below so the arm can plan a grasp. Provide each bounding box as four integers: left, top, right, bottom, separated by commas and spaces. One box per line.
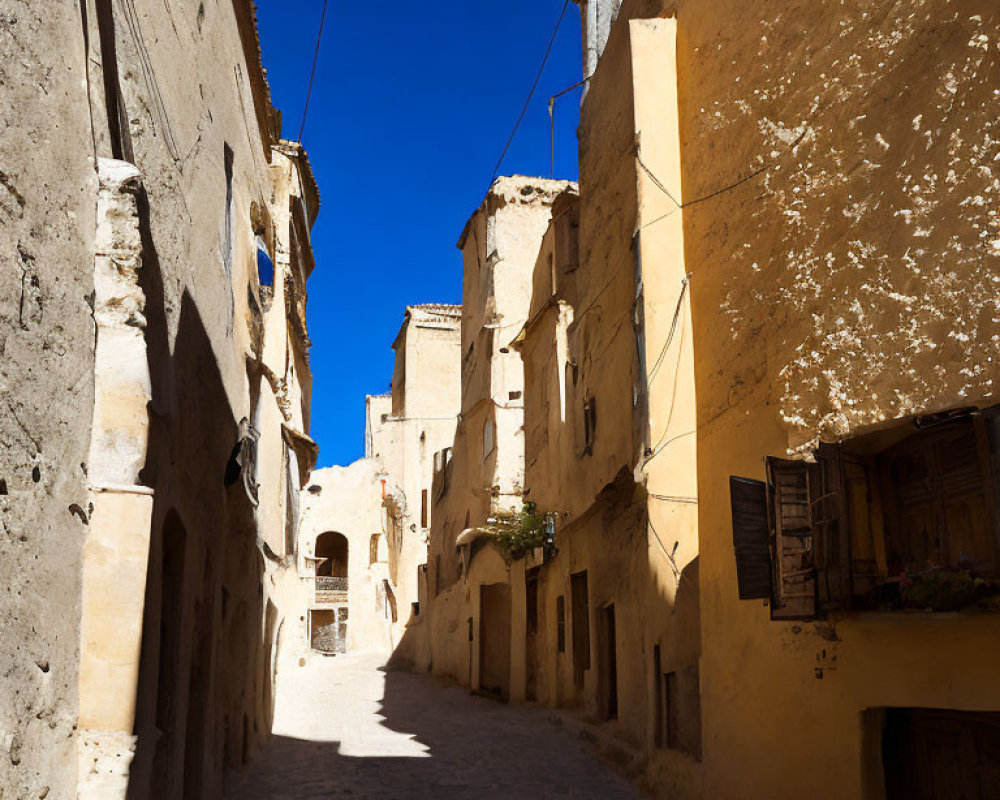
256, 235, 274, 287
483, 417, 495, 460
583, 397, 597, 455
222, 144, 234, 279
730, 408, 1000, 618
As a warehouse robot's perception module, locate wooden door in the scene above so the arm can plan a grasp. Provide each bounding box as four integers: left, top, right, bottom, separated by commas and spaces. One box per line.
478, 583, 511, 699
883, 708, 1000, 800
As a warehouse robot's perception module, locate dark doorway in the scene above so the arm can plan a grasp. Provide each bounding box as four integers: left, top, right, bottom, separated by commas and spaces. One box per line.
598, 604, 617, 719
315, 531, 349, 577
525, 567, 540, 701
570, 571, 590, 693
653, 644, 664, 747
479, 583, 511, 700
152, 510, 188, 789
182, 559, 215, 800
883, 708, 1000, 800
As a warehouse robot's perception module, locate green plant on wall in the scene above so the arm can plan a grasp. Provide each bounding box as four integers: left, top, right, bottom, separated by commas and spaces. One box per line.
900, 569, 993, 612
484, 502, 555, 562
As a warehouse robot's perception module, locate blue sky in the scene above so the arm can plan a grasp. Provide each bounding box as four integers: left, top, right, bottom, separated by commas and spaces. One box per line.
256, 1, 583, 467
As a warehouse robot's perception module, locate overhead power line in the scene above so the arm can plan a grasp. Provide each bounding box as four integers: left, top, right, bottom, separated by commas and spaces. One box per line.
298, 0, 330, 143
488, 0, 571, 190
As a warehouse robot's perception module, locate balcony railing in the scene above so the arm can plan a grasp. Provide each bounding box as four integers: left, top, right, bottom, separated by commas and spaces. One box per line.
315, 576, 348, 605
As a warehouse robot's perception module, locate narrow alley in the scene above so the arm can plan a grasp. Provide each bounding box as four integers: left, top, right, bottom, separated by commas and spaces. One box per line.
223, 652, 640, 800
4, 2, 1000, 800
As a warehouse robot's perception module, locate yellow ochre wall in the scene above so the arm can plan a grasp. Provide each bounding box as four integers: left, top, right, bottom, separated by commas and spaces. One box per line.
662, 0, 1000, 798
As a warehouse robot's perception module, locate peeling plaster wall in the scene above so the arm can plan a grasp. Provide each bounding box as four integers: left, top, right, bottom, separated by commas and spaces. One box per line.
0, 3, 316, 797
0, 3, 97, 797
685, 0, 1000, 454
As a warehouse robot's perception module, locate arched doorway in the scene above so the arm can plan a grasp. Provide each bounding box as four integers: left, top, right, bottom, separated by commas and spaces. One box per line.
312, 532, 349, 654
315, 531, 348, 577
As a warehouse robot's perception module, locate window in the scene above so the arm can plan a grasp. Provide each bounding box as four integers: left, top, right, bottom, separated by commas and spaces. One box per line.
730, 408, 1000, 618
556, 595, 566, 652
255, 235, 273, 287
421, 489, 428, 528
222, 144, 234, 279
483, 417, 495, 460
583, 397, 597, 455
369, 534, 380, 566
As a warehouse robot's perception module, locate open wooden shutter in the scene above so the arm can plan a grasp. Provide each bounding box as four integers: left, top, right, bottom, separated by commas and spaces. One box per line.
813, 443, 851, 609
729, 477, 773, 600
767, 457, 816, 619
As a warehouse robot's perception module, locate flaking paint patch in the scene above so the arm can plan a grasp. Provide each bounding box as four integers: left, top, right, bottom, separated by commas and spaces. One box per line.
704, 4, 1000, 452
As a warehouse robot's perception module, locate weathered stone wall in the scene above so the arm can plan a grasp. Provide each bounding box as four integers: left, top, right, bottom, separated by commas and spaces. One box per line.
0, 1, 318, 797
0, 3, 97, 796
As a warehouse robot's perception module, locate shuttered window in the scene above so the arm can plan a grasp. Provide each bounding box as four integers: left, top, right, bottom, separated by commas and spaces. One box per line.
767, 457, 817, 620
730, 406, 1000, 621
729, 477, 772, 600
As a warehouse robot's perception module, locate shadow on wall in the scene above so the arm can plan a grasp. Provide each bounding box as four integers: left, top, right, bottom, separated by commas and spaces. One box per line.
128, 245, 270, 800
222, 662, 640, 800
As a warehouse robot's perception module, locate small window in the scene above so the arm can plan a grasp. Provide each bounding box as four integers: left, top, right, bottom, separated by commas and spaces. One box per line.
483, 417, 495, 460
256, 235, 274, 287
583, 397, 597, 455
369, 534, 380, 566
222, 144, 234, 279
421, 489, 429, 528
556, 595, 566, 652
509, 390, 522, 401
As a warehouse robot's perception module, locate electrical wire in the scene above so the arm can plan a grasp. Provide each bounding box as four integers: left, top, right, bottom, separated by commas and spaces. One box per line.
297, 0, 330, 143
649, 493, 698, 504
636, 122, 811, 211
488, 0, 571, 189
646, 275, 690, 385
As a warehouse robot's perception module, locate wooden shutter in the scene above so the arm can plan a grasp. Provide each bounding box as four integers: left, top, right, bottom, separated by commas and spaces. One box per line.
729, 476, 773, 600
813, 443, 852, 609
767, 457, 817, 619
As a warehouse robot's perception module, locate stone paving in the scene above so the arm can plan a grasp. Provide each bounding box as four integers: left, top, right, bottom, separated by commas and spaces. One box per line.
222, 651, 641, 799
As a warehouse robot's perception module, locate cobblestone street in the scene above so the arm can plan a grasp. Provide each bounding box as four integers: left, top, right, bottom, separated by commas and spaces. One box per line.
222, 652, 640, 799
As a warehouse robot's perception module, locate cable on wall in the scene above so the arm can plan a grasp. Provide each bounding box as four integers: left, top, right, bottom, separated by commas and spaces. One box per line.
298, 0, 330, 142
488, 0, 571, 190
